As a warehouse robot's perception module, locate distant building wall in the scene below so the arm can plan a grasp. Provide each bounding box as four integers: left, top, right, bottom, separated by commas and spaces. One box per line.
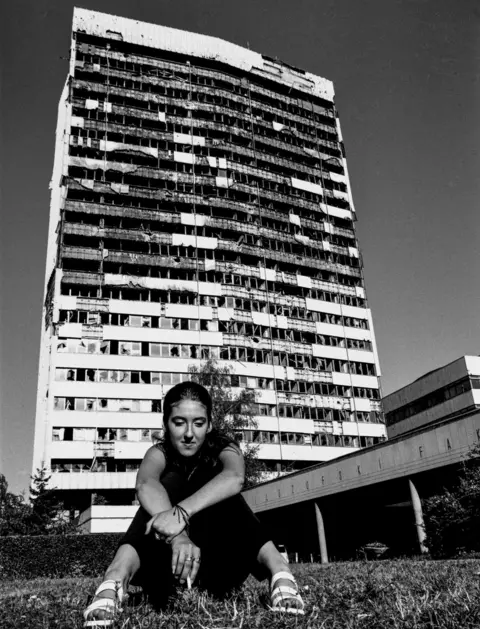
384, 356, 480, 438
77, 505, 138, 533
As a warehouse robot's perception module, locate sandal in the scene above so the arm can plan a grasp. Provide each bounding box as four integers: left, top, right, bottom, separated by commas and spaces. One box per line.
83, 580, 125, 627
269, 571, 305, 615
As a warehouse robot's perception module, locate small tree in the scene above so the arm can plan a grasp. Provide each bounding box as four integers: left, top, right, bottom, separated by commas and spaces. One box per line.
423, 443, 480, 557
29, 466, 72, 535
188, 359, 266, 487
0, 474, 33, 536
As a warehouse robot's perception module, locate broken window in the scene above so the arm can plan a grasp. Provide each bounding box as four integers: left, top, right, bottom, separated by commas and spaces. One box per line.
52, 428, 62, 441
97, 428, 108, 441
119, 342, 130, 356
87, 312, 100, 325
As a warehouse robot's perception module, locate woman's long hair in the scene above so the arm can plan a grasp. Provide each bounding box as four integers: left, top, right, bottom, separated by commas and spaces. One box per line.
155, 381, 240, 468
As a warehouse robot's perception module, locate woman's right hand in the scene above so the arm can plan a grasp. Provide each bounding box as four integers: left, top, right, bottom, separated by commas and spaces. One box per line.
170, 533, 201, 586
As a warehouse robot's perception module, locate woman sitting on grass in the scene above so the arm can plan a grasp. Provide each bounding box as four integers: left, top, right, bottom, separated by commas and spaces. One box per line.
84, 381, 304, 626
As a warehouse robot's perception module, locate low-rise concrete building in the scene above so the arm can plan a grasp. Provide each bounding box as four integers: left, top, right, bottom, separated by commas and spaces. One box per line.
384, 356, 480, 439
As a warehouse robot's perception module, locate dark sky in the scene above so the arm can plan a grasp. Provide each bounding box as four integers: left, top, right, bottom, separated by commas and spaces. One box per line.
1, 0, 479, 495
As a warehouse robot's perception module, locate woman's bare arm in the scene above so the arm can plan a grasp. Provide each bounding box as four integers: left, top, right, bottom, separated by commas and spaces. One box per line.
178, 445, 245, 517
144, 444, 245, 540
136, 446, 201, 585
135, 446, 172, 516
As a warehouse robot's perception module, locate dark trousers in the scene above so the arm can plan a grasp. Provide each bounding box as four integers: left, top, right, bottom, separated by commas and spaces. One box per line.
119, 468, 271, 606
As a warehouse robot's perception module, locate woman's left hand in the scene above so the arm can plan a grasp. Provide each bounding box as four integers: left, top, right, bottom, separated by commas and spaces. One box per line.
145, 507, 188, 542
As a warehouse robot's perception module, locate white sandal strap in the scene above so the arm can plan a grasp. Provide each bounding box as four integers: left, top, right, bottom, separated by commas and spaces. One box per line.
83, 598, 117, 620
270, 572, 304, 615
94, 580, 124, 600
272, 585, 299, 600
271, 571, 297, 589
270, 591, 305, 614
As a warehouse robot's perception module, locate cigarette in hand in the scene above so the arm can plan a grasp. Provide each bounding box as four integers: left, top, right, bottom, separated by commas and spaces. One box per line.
187, 575, 192, 590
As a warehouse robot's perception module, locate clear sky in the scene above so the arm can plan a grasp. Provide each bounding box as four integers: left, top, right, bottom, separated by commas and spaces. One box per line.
1, 0, 479, 496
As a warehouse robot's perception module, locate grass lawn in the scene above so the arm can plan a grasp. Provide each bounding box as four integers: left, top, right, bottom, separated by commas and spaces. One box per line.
1, 559, 479, 629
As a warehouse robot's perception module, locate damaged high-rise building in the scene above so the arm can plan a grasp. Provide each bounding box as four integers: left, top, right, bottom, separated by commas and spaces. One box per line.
33, 7, 386, 522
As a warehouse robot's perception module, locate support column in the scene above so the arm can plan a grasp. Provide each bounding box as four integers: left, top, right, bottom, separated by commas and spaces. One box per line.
408, 478, 428, 554
314, 502, 328, 564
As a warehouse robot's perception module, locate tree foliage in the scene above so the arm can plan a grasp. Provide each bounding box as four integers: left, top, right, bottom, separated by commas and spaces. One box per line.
0, 468, 73, 537
29, 466, 73, 535
188, 359, 266, 487
0, 474, 33, 536
423, 443, 480, 557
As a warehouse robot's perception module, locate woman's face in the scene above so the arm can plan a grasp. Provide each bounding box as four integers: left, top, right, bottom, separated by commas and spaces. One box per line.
166, 399, 211, 457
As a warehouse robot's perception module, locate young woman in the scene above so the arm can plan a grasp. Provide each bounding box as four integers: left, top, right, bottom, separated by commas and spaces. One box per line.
84, 381, 304, 626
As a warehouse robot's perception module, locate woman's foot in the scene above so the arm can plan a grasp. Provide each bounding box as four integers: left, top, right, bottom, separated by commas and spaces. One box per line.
83, 578, 125, 627
256, 541, 305, 614
270, 570, 305, 615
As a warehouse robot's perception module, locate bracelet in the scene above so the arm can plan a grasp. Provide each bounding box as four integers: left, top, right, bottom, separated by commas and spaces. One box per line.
173, 504, 190, 534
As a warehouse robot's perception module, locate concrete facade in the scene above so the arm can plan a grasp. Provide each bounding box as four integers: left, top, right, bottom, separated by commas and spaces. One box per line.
384, 355, 480, 438
33, 8, 385, 516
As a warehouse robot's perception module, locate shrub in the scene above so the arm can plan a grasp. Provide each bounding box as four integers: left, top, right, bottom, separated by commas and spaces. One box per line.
423, 444, 480, 557
0, 533, 123, 579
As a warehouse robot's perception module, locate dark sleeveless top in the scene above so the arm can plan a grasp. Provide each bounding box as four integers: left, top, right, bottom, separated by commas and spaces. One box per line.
154, 430, 240, 498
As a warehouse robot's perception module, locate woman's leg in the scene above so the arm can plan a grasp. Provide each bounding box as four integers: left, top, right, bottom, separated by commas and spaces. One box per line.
188, 495, 303, 611
85, 470, 190, 619
188, 494, 271, 596
118, 470, 191, 608
84, 543, 140, 623
256, 541, 303, 612
256, 540, 289, 576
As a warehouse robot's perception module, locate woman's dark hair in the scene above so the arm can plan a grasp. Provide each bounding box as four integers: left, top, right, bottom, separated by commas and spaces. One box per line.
162, 381, 212, 426
156, 380, 240, 468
